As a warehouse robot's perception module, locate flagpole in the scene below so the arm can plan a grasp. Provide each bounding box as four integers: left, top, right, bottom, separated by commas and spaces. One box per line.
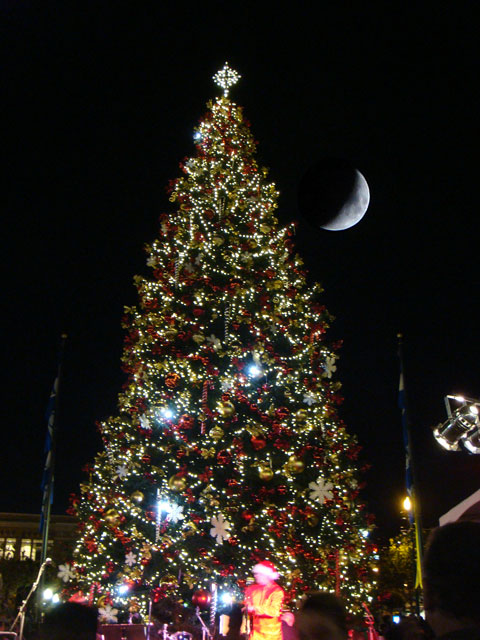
397, 333, 424, 614
39, 334, 68, 598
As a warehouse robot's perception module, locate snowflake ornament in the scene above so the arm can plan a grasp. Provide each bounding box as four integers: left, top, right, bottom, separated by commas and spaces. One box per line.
221, 379, 233, 392
139, 414, 150, 430
115, 465, 128, 479
309, 478, 334, 504
146, 255, 157, 267
210, 513, 232, 544
167, 503, 185, 523
57, 562, 75, 583
324, 355, 337, 378
185, 158, 202, 176
206, 334, 221, 350
303, 392, 317, 406
98, 605, 119, 624
125, 552, 137, 567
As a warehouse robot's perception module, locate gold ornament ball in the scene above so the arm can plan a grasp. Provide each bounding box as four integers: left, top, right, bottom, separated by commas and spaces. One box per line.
183, 521, 198, 537
306, 514, 319, 527
259, 466, 274, 481
128, 598, 140, 613
217, 400, 236, 417
168, 474, 187, 492
296, 409, 308, 422
130, 490, 144, 503
287, 456, 305, 474
97, 595, 107, 608
210, 426, 225, 441
104, 508, 121, 526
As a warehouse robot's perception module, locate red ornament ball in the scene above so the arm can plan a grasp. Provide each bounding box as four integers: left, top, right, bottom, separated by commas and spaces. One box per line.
251, 436, 266, 450
192, 589, 212, 609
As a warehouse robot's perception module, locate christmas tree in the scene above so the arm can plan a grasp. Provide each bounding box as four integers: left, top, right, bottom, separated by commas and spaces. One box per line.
68, 64, 376, 622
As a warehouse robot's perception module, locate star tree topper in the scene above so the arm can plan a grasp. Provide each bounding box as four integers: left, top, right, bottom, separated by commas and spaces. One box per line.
213, 62, 241, 97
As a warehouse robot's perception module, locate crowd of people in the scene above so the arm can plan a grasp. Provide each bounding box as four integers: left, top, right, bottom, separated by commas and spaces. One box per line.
8, 521, 479, 640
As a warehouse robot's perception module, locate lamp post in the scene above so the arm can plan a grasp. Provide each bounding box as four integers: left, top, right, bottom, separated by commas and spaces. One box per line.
401, 496, 417, 615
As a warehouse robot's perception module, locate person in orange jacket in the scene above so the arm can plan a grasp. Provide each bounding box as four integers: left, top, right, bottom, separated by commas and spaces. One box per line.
244, 560, 285, 640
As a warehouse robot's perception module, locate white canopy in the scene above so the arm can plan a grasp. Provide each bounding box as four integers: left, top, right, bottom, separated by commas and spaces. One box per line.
439, 487, 480, 525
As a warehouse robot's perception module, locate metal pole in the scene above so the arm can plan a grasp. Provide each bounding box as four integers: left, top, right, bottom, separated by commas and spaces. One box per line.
397, 333, 424, 613
38, 334, 67, 619
11, 558, 51, 639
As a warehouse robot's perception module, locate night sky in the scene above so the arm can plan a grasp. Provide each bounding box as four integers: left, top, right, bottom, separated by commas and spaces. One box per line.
3, 2, 480, 541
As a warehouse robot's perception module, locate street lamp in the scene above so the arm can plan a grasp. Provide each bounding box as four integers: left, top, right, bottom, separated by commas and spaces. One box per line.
434, 395, 480, 453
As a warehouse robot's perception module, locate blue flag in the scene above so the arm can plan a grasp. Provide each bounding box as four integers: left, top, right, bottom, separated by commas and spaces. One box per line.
40, 378, 57, 533
399, 371, 414, 523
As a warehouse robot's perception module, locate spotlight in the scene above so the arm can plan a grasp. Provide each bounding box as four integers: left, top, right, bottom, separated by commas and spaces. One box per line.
43, 588, 53, 601
464, 425, 480, 454
434, 398, 480, 452
117, 584, 129, 595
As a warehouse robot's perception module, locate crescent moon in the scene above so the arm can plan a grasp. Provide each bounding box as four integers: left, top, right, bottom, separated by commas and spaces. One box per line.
321, 169, 370, 231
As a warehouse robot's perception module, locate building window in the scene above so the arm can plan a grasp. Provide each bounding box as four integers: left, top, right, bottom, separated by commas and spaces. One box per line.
33, 539, 43, 561
19, 539, 48, 561
20, 539, 33, 560
0, 538, 16, 559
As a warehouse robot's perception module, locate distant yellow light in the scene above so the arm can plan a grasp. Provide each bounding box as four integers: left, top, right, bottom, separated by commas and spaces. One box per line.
403, 496, 412, 511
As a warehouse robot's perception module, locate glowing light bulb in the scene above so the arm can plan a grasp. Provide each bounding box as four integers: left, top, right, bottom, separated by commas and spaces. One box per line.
220, 592, 233, 605
158, 500, 171, 513
158, 407, 174, 420
403, 496, 412, 511
247, 364, 262, 378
